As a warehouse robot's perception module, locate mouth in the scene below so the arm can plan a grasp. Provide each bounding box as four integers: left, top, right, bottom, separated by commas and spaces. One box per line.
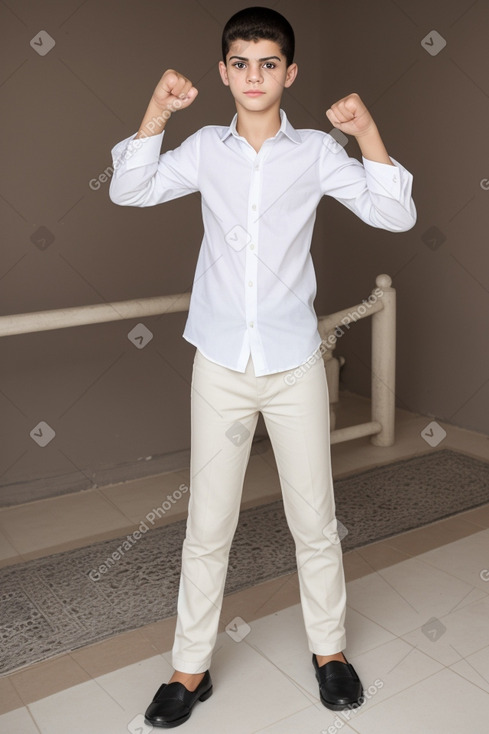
244, 90, 265, 96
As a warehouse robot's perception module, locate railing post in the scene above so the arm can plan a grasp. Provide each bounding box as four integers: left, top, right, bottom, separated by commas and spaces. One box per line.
370, 274, 396, 446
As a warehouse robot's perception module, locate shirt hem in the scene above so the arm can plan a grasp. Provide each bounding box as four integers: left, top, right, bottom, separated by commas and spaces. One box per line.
183, 334, 323, 377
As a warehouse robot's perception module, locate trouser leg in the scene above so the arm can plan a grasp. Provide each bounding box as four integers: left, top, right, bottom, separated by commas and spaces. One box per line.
172, 350, 259, 673
260, 350, 347, 655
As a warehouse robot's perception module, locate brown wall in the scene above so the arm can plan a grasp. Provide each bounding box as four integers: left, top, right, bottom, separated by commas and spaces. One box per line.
317, 0, 489, 437
1, 0, 488, 504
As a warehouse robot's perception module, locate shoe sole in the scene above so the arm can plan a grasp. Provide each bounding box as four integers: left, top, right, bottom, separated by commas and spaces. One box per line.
145, 685, 213, 728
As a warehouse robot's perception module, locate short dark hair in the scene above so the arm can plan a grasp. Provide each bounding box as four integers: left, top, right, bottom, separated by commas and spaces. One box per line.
222, 6, 295, 68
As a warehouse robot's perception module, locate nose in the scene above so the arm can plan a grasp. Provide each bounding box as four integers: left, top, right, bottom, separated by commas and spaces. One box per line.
247, 65, 263, 83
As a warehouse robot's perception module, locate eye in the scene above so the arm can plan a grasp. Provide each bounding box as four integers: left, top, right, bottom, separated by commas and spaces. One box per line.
264, 62, 276, 69
232, 62, 246, 69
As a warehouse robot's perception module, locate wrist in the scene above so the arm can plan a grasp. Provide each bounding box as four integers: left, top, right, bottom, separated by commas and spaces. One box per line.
148, 98, 173, 121
355, 123, 393, 166
136, 100, 172, 139
353, 121, 379, 141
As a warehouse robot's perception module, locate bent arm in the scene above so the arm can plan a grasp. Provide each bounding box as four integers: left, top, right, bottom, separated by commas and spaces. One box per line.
320, 138, 416, 232
109, 69, 199, 206
108, 127, 201, 207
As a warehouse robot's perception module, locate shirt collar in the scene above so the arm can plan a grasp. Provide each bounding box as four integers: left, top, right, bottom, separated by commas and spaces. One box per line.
220, 108, 302, 145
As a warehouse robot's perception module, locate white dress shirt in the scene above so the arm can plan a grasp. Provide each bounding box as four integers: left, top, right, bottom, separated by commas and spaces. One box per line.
109, 108, 416, 376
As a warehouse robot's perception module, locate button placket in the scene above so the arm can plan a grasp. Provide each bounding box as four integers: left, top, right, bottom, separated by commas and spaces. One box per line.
245, 152, 263, 362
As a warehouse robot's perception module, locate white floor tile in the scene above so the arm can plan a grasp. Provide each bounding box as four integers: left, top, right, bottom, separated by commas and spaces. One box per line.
341, 637, 443, 712
401, 593, 489, 666
349, 667, 489, 733
0, 707, 41, 733
341, 605, 398, 656
450, 643, 489, 692
95, 654, 173, 714
414, 528, 489, 592
238, 604, 321, 703
28, 679, 134, 734
255, 702, 358, 734
345, 554, 486, 637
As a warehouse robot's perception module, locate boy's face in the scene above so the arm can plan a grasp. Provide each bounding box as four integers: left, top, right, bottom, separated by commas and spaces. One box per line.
218, 38, 297, 113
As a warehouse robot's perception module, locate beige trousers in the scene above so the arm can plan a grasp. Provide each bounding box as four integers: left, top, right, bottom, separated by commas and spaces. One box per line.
171, 347, 347, 673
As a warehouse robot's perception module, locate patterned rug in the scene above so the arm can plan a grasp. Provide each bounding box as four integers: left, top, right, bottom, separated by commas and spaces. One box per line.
1, 449, 488, 675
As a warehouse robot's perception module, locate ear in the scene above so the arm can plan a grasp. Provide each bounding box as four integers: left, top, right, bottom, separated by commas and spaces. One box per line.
218, 60, 230, 86
284, 62, 298, 89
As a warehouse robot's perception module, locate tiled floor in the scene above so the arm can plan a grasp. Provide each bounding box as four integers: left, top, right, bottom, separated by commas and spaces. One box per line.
1, 393, 488, 733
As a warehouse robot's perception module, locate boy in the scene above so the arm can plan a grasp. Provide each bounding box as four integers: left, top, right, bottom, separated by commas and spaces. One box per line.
109, 6, 416, 728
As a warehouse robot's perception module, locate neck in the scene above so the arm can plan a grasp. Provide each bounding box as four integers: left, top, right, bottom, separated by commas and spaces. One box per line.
235, 102, 282, 148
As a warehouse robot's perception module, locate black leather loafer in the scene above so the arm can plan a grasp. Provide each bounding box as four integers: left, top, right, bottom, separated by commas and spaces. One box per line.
312, 654, 364, 711
144, 670, 213, 728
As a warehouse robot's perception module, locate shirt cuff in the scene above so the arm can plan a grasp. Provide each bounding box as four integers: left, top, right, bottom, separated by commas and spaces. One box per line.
362, 155, 408, 200
111, 129, 166, 171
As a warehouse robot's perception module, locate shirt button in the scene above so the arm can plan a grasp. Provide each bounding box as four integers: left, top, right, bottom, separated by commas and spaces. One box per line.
251, 204, 257, 210
250, 243, 255, 250
249, 321, 254, 327
248, 280, 253, 287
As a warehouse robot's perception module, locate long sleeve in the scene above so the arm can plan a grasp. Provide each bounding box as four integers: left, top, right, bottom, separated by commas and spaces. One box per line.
109, 128, 201, 207
319, 135, 417, 232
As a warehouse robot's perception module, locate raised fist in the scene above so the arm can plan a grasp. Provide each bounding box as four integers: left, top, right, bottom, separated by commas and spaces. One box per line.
152, 69, 198, 114
326, 93, 375, 138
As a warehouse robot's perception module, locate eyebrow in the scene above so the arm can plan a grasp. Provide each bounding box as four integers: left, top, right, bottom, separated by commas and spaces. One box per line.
228, 55, 281, 62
